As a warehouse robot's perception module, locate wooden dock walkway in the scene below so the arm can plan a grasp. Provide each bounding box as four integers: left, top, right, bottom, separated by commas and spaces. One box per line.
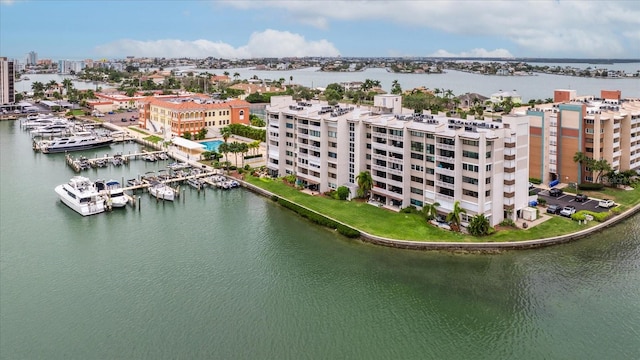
65, 150, 170, 172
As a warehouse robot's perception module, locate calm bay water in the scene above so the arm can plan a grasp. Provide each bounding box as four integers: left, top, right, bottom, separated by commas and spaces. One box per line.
17, 62, 640, 102
1, 120, 639, 359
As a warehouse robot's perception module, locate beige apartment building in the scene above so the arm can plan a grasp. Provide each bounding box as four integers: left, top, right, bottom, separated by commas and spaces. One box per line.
138, 96, 250, 139
527, 89, 640, 185
266, 95, 530, 226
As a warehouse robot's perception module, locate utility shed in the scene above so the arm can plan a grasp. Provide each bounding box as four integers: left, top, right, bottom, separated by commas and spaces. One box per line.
522, 207, 537, 221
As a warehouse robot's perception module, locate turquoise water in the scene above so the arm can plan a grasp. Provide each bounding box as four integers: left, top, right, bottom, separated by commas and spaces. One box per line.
1, 120, 640, 359
200, 140, 223, 152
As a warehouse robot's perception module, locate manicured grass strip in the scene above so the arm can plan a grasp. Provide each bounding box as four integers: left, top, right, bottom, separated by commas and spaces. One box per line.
129, 127, 149, 135
245, 175, 638, 242
143, 135, 163, 143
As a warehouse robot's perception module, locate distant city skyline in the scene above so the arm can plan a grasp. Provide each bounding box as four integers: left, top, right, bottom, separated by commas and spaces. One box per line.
1, 0, 639, 60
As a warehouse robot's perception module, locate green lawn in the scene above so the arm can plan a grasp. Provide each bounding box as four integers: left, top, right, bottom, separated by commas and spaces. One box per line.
143, 135, 163, 143
244, 175, 613, 242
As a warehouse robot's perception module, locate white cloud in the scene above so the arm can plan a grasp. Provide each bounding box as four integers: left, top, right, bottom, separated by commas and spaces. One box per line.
94, 29, 340, 58
0, 0, 18, 4
430, 48, 514, 58
221, 0, 640, 57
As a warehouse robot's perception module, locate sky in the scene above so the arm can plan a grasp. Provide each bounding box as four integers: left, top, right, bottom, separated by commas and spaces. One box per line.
1, 0, 639, 61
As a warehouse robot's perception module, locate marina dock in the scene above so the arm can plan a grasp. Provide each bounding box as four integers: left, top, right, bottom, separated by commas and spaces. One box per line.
64, 150, 169, 172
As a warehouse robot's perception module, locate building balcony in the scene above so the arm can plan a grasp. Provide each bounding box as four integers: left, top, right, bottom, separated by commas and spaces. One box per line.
435, 166, 455, 177
503, 203, 515, 211
503, 191, 515, 198
504, 179, 515, 186
504, 167, 515, 173
436, 155, 456, 163
436, 180, 455, 189
504, 154, 516, 161
436, 143, 455, 151
436, 193, 454, 202
388, 134, 403, 141
297, 133, 309, 139
387, 167, 403, 176
372, 153, 386, 161
504, 142, 516, 148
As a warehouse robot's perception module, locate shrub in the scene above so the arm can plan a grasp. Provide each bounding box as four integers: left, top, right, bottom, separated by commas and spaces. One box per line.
336, 186, 350, 200
529, 178, 543, 185
611, 207, 622, 215
229, 165, 237, 171
400, 205, 419, 214
578, 183, 604, 190
244, 164, 251, 171
573, 210, 611, 222
283, 174, 296, 185
499, 218, 516, 227
537, 198, 547, 206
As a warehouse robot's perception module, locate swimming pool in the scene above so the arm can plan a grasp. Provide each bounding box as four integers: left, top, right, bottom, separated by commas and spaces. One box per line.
200, 140, 223, 152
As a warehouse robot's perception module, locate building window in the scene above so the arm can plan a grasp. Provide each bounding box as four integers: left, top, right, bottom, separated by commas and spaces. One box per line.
463, 189, 478, 198
463, 150, 479, 159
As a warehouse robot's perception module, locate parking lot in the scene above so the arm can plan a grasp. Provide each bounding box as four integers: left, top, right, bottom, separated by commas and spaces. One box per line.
95, 109, 140, 127
535, 188, 611, 214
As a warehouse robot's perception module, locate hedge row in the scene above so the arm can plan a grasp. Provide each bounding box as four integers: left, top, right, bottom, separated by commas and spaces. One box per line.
571, 210, 611, 222
578, 183, 604, 190
275, 198, 361, 238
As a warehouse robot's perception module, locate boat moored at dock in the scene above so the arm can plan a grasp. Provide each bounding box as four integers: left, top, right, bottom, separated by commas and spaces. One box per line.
38, 133, 114, 153
148, 182, 176, 201
95, 179, 129, 208
54, 176, 108, 216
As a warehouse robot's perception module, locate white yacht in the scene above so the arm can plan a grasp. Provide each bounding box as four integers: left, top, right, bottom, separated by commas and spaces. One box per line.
95, 180, 128, 208
54, 176, 107, 216
39, 133, 113, 153
148, 182, 176, 201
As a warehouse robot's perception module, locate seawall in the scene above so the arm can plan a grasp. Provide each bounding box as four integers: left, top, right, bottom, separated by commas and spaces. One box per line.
240, 179, 640, 252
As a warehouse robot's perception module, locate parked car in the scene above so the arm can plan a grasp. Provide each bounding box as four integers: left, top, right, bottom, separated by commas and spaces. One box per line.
598, 199, 615, 208
121, 118, 127, 122
529, 182, 534, 189
548, 188, 564, 197
129, 117, 136, 122
560, 205, 577, 217
546, 204, 562, 215
574, 194, 588, 202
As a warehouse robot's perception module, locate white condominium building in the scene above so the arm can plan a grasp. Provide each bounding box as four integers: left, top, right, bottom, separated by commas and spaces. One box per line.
266, 95, 530, 227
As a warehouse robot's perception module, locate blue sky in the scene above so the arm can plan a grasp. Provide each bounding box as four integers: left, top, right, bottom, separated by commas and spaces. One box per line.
1, 0, 639, 60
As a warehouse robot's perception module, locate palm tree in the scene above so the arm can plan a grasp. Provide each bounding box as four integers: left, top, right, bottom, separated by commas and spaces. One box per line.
217, 142, 230, 172
220, 126, 231, 145
391, 80, 402, 95
233, 72, 240, 81
289, 75, 293, 85
62, 78, 74, 95
468, 214, 490, 236
239, 142, 249, 168
223, 71, 230, 77
446, 201, 467, 232
46, 80, 58, 91
573, 151, 589, 182
355, 171, 373, 199
422, 201, 440, 221
229, 141, 242, 168
31, 81, 45, 94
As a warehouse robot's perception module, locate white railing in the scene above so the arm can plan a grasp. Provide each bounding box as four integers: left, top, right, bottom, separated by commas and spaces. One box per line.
436, 143, 455, 151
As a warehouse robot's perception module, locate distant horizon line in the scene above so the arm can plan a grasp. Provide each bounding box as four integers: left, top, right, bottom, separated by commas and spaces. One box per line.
4, 54, 640, 63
